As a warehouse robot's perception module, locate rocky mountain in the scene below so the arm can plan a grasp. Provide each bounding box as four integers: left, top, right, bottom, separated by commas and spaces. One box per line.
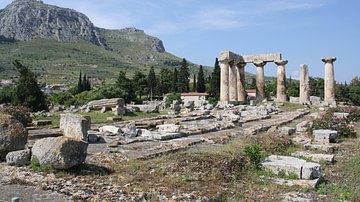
0, 0, 213, 84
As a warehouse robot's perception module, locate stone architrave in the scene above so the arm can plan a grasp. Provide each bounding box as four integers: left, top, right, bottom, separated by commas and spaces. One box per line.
236, 62, 247, 103
275, 60, 288, 102
229, 61, 238, 102
299, 64, 310, 104
254, 61, 267, 102
219, 60, 230, 102
321, 57, 336, 103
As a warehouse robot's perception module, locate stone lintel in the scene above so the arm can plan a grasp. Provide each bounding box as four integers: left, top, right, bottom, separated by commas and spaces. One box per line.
321, 57, 336, 63
219, 51, 241, 63
243, 53, 282, 63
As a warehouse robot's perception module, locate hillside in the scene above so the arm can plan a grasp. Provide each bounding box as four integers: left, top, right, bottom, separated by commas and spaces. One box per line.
0, 0, 260, 85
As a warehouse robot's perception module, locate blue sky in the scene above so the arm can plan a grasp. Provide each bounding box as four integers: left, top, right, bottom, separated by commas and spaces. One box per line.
1, 0, 359, 82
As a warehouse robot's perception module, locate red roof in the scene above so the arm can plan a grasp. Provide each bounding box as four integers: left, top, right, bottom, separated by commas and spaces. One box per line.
181, 92, 209, 96
246, 89, 256, 93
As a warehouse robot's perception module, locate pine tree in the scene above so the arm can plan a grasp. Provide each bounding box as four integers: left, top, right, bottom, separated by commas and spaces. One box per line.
13, 60, 47, 112
116, 70, 135, 103
178, 58, 190, 92
147, 66, 157, 100
172, 68, 178, 93
197, 65, 206, 93
159, 68, 173, 95
133, 71, 147, 99
209, 58, 221, 98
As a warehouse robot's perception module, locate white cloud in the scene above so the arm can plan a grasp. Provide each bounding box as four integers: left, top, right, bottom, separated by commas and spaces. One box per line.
194, 8, 243, 29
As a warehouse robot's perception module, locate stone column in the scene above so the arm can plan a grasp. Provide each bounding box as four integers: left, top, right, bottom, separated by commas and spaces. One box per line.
229, 61, 237, 102
220, 60, 230, 102
275, 60, 288, 102
236, 62, 246, 103
254, 61, 267, 102
322, 57, 336, 103
299, 64, 310, 104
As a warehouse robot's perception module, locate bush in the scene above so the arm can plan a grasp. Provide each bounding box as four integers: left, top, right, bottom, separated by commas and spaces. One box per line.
313, 107, 357, 138
165, 93, 181, 108
243, 143, 264, 169
207, 97, 218, 105
0, 104, 32, 126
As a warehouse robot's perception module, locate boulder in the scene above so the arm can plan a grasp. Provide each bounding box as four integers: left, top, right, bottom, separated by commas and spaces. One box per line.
59, 114, 91, 141
6, 149, 31, 166
0, 114, 28, 160
156, 124, 181, 133
31, 136, 88, 169
291, 151, 334, 163
99, 125, 121, 135
313, 129, 337, 144
122, 122, 140, 137
279, 127, 296, 135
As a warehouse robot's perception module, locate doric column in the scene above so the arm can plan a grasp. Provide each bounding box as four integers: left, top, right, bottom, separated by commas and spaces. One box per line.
229, 61, 237, 102
321, 57, 336, 103
253, 61, 267, 102
236, 62, 246, 103
275, 60, 288, 102
299, 64, 310, 104
219, 60, 230, 102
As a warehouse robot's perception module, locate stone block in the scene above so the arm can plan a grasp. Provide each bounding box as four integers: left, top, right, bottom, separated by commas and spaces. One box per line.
6, 149, 31, 166
304, 143, 339, 153
261, 155, 306, 179
32, 120, 52, 126
313, 129, 337, 143
106, 117, 123, 121
333, 112, 349, 119
296, 120, 313, 132
289, 97, 300, 103
291, 151, 334, 163
310, 96, 322, 105
60, 114, 91, 141
156, 124, 181, 133
279, 126, 296, 135
302, 162, 321, 180
99, 125, 121, 135
151, 132, 183, 140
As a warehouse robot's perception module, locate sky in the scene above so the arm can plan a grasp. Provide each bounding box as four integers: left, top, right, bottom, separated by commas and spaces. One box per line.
0, 0, 359, 83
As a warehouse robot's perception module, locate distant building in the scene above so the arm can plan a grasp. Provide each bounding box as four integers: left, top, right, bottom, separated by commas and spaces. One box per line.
180, 92, 209, 107
246, 89, 256, 99
0, 79, 14, 87
41, 84, 70, 94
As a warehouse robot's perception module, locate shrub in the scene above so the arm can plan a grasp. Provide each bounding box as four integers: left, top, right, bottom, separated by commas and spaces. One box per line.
0, 104, 32, 126
243, 143, 264, 169
165, 93, 181, 108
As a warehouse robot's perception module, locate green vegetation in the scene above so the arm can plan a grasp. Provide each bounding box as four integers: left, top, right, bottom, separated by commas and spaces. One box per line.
243, 143, 264, 169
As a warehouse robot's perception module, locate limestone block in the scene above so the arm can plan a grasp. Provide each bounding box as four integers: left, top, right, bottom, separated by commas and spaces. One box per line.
289, 97, 300, 103
59, 114, 91, 141
156, 124, 181, 133
291, 151, 334, 163
296, 120, 313, 132
261, 155, 306, 179
304, 143, 340, 153
310, 96, 322, 105
99, 125, 121, 135
333, 112, 349, 119
151, 132, 183, 140
313, 129, 337, 143
6, 149, 31, 166
122, 122, 140, 137
32, 136, 88, 169
279, 127, 296, 135
302, 162, 321, 180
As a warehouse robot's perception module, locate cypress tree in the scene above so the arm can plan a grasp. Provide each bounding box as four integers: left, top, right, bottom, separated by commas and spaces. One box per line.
172, 68, 178, 93
197, 65, 206, 93
209, 58, 221, 98
192, 74, 196, 92
147, 66, 157, 100
77, 70, 83, 93
178, 58, 190, 92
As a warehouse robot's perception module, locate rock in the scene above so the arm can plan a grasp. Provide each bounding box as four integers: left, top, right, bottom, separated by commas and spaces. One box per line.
106, 117, 123, 121
296, 120, 313, 132
151, 132, 183, 140
274, 178, 320, 189
87, 132, 100, 143
122, 122, 140, 137
290, 97, 300, 103
6, 149, 31, 166
0, 114, 28, 160
156, 124, 181, 133
108, 140, 119, 147
99, 126, 121, 135
261, 155, 321, 180
281, 192, 313, 201
333, 112, 349, 119
60, 114, 91, 141
313, 129, 337, 144
32, 120, 52, 126
31, 136, 88, 169
291, 151, 334, 163
279, 127, 296, 135
310, 96, 322, 106
292, 136, 312, 145
304, 143, 339, 153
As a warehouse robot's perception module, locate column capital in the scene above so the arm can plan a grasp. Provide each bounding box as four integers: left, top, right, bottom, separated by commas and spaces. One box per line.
236, 62, 246, 68
253, 61, 267, 67
275, 60, 288, 66
321, 57, 336, 63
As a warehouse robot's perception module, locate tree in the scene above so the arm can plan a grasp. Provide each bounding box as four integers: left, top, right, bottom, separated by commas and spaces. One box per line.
172, 68, 178, 93
209, 58, 221, 98
178, 58, 190, 92
197, 65, 206, 93
12, 60, 47, 112
147, 66, 157, 100
77, 71, 83, 94
116, 71, 135, 103
132, 71, 147, 99
0, 87, 14, 104
192, 74, 196, 92
309, 77, 324, 98
348, 77, 360, 106
159, 68, 173, 95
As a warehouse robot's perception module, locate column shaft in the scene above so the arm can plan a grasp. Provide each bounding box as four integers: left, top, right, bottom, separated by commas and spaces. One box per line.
220, 62, 230, 102
229, 61, 237, 102
299, 64, 309, 103
322, 57, 336, 103
237, 63, 246, 103
275, 60, 288, 102
254, 61, 266, 102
